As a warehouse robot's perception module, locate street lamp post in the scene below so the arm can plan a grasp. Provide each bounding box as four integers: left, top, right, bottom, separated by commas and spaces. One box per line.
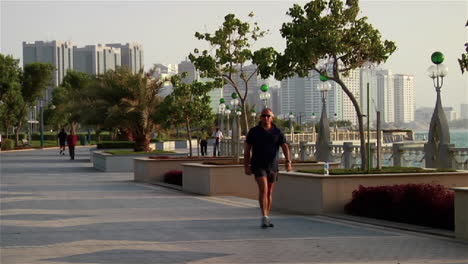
39, 100, 55, 148
311, 112, 316, 135
235, 107, 242, 163
230, 93, 240, 158
259, 84, 271, 109
288, 112, 294, 142
219, 98, 226, 133
315, 75, 331, 162
250, 109, 256, 128
224, 105, 231, 138
424, 51, 451, 168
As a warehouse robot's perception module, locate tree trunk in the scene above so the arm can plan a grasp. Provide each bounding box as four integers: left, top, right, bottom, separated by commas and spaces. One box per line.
240, 98, 249, 135
134, 132, 151, 152
15, 120, 23, 147
334, 78, 367, 170
185, 116, 192, 157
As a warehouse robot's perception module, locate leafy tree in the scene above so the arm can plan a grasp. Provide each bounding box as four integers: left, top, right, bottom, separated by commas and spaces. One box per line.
160, 74, 216, 156
0, 54, 23, 137
189, 13, 277, 134
0, 86, 24, 137
48, 70, 94, 131
15, 63, 54, 146
275, 0, 396, 169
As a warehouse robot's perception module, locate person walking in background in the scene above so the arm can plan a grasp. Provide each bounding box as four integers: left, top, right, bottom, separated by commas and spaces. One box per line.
198, 128, 208, 156
66, 130, 78, 160
244, 108, 292, 229
212, 127, 223, 156
57, 129, 67, 155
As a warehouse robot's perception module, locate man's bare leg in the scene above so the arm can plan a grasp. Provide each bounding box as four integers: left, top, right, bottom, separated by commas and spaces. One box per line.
256, 176, 268, 216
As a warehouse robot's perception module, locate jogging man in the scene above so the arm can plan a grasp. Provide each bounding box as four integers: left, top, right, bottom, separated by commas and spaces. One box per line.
244, 108, 292, 228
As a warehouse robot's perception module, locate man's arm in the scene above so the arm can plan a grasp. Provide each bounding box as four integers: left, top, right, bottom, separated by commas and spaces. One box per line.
281, 143, 293, 172
244, 143, 252, 175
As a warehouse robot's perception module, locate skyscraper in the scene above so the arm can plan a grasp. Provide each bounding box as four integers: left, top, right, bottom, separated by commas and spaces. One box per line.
178, 60, 198, 84
340, 69, 361, 125
23, 40, 74, 101
73, 44, 121, 75
376, 69, 395, 123
394, 74, 415, 124
106, 43, 144, 73
222, 65, 260, 109
461, 103, 468, 120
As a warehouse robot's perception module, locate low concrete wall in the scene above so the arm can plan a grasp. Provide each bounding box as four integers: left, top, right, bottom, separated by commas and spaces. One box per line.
156, 141, 175, 151
452, 187, 468, 241
182, 162, 335, 200
175, 140, 198, 149
93, 151, 187, 172
89, 143, 156, 162
134, 157, 234, 183
273, 171, 468, 215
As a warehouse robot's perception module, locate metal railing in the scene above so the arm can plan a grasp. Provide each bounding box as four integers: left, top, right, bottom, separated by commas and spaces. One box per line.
220, 138, 468, 170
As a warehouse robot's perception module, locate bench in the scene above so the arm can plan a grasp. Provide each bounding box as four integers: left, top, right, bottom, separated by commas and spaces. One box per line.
21, 139, 30, 146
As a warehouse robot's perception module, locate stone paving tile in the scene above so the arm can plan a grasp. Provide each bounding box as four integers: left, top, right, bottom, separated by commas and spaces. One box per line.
1, 147, 467, 264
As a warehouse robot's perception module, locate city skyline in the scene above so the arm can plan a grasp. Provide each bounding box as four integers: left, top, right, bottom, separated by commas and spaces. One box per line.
1, 0, 466, 110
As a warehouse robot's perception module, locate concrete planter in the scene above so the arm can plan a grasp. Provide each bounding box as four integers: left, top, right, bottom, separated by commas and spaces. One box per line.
89, 143, 156, 162
273, 170, 468, 215
174, 140, 198, 149
155, 141, 175, 151
451, 187, 468, 241
134, 157, 234, 183
182, 162, 335, 200
93, 151, 186, 172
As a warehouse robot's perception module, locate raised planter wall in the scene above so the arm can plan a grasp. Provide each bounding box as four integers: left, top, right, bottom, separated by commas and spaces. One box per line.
273, 171, 468, 215
174, 140, 198, 149
89, 143, 156, 162
134, 157, 234, 183
182, 162, 337, 199
155, 141, 175, 151
93, 151, 187, 172
451, 187, 468, 241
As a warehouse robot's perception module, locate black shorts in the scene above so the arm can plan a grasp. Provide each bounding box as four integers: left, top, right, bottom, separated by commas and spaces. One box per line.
253, 168, 278, 183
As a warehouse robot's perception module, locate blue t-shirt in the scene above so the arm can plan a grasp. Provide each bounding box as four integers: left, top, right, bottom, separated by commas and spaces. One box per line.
246, 123, 286, 172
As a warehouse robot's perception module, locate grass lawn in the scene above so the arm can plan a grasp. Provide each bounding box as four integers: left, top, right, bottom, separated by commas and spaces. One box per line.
297, 167, 457, 175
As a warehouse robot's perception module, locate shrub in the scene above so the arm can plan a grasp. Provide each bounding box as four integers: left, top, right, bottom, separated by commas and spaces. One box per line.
163, 170, 182, 186
1, 139, 15, 150
345, 184, 454, 230
97, 141, 135, 149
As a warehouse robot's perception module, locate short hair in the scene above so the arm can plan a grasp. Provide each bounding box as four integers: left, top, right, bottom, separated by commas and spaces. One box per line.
261, 108, 274, 116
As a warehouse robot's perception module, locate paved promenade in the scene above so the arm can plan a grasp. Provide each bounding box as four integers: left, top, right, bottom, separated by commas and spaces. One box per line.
1, 147, 467, 264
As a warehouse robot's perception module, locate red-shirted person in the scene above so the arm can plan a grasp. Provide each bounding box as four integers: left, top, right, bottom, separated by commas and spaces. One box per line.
66, 130, 78, 160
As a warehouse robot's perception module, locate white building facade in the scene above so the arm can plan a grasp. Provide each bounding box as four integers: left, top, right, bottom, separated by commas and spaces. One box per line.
23, 40, 74, 101
394, 74, 415, 124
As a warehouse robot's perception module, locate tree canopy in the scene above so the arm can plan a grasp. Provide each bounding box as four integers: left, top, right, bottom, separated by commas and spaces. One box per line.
189, 13, 277, 134
275, 0, 396, 169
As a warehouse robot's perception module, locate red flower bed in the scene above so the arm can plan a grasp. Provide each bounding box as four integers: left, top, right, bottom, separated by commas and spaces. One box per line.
344, 184, 454, 230
163, 170, 183, 186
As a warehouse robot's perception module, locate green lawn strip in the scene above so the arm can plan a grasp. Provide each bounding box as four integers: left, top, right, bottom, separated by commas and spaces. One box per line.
104, 150, 176, 155
297, 167, 457, 175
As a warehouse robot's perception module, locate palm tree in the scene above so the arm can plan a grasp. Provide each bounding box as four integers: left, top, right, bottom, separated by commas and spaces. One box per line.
92, 67, 165, 151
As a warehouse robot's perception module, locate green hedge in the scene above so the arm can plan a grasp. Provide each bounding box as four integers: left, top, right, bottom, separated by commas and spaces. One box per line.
1, 139, 15, 150
97, 141, 135, 149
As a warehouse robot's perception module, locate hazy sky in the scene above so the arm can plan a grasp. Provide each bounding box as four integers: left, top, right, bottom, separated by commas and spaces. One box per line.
1, 0, 467, 110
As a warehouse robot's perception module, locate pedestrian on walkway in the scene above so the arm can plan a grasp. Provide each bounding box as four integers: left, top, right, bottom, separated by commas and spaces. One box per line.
198, 128, 208, 156
212, 127, 223, 156
57, 128, 67, 155
244, 108, 292, 228
66, 130, 78, 160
